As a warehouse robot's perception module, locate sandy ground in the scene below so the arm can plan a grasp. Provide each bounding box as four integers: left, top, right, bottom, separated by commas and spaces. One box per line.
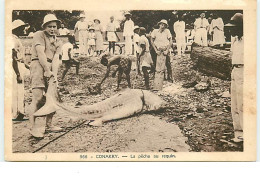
12, 52, 243, 153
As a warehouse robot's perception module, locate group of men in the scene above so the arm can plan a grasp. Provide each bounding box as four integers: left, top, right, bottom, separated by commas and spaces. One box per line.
11, 12, 244, 144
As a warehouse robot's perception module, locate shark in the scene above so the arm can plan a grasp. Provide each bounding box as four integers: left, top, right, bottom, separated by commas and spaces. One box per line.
33, 76, 166, 126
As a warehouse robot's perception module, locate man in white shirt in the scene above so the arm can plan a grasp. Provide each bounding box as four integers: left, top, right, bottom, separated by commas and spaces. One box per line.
59, 23, 70, 36
151, 19, 173, 90
194, 13, 209, 46
123, 12, 134, 55
174, 14, 186, 57
225, 13, 244, 143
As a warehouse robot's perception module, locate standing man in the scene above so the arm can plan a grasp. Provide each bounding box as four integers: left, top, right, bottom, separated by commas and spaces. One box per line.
211, 13, 225, 47
29, 14, 63, 138
225, 13, 244, 143
194, 13, 209, 46
151, 19, 173, 90
74, 14, 89, 56
123, 11, 134, 55
174, 14, 186, 57
59, 23, 70, 36
12, 19, 30, 121
105, 16, 120, 55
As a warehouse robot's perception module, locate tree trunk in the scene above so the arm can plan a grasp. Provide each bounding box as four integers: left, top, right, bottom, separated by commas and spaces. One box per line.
190, 46, 232, 80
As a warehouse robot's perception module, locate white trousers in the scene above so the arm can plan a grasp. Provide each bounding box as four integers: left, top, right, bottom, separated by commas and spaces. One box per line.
176, 34, 186, 56
78, 30, 88, 55
231, 67, 243, 136
194, 28, 208, 46
12, 62, 25, 117
124, 36, 133, 55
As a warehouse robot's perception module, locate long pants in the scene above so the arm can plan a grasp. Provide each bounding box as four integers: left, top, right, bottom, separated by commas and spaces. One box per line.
78, 30, 88, 55
154, 54, 166, 90
176, 34, 186, 56
12, 62, 25, 117
194, 28, 207, 46
231, 67, 243, 137
124, 36, 133, 55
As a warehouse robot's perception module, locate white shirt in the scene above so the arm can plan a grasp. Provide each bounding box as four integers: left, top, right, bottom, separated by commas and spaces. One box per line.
139, 35, 150, 52
123, 19, 134, 36
174, 20, 185, 36
194, 18, 209, 29
59, 28, 70, 35
151, 28, 172, 48
231, 37, 244, 64
74, 21, 88, 31
211, 18, 224, 31
61, 42, 73, 60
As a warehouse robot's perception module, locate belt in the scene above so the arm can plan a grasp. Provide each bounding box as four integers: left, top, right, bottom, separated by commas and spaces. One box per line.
232, 64, 244, 69
32, 58, 52, 63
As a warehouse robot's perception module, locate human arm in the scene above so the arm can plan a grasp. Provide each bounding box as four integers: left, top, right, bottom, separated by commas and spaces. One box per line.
115, 31, 120, 41
73, 22, 78, 34
12, 49, 22, 83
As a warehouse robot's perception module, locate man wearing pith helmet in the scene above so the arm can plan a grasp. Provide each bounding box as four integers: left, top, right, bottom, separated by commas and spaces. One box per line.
12, 19, 29, 121
151, 19, 173, 90
29, 14, 63, 138
225, 13, 244, 143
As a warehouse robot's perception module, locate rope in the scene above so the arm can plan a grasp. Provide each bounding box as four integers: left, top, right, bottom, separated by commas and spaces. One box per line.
32, 120, 90, 153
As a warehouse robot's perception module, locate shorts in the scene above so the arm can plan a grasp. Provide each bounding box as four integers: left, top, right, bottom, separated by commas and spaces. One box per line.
140, 52, 153, 68
30, 60, 51, 89
107, 32, 117, 42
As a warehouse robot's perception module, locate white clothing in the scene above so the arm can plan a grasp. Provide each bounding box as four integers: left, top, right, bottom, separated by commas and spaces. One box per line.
78, 30, 88, 55
194, 18, 209, 46
194, 28, 208, 46
231, 37, 244, 64
75, 21, 88, 31
125, 36, 133, 55
211, 18, 225, 45
174, 20, 186, 55
133, 33, 140, 54
194, 18, 209, 29
123, 20, 134, 37
151, 28, 172, 48
59, 28, 70, 35
88, 32, 96, 45
106, 22, 117, 42
61, 42, 73, 60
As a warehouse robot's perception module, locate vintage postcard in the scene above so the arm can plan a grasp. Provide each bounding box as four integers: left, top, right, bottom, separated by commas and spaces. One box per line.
4, 0, 257, 161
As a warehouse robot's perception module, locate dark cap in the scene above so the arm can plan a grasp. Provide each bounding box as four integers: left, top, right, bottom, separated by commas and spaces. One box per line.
225, 13, 243, 27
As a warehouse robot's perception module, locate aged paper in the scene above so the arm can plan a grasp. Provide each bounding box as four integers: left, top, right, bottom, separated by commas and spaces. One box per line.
5, 0, 257, 161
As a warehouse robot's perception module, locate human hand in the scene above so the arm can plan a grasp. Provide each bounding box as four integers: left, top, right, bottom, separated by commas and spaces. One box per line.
156, 50, 161, 55
25, 64, 30, 70
163, 50, 168, 56
17, 75, 22, 84
44, 70, 54, 79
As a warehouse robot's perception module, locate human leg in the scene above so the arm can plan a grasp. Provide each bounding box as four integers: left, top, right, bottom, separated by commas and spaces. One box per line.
142, 66, 150, 89
231, 67, 243, 141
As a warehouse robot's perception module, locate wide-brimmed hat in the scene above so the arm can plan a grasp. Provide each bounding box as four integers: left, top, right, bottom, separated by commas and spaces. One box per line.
157, 19, 168, 27
139, 27, 146, 33
79, 14, 86, 19
225, 13, 243, 27
41, 14, 61, 28
124, 11, 131, 16
94, 19, 100, 23
88, 26, 95, 31
134, 25, 140, 30
12, 19, 29, 30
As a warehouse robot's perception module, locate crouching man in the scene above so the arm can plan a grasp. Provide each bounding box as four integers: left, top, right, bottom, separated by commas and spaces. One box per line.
91, 53, 132, 93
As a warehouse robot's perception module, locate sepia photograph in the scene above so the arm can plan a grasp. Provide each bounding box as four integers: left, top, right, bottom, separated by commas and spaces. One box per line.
4, 0, 257, 161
